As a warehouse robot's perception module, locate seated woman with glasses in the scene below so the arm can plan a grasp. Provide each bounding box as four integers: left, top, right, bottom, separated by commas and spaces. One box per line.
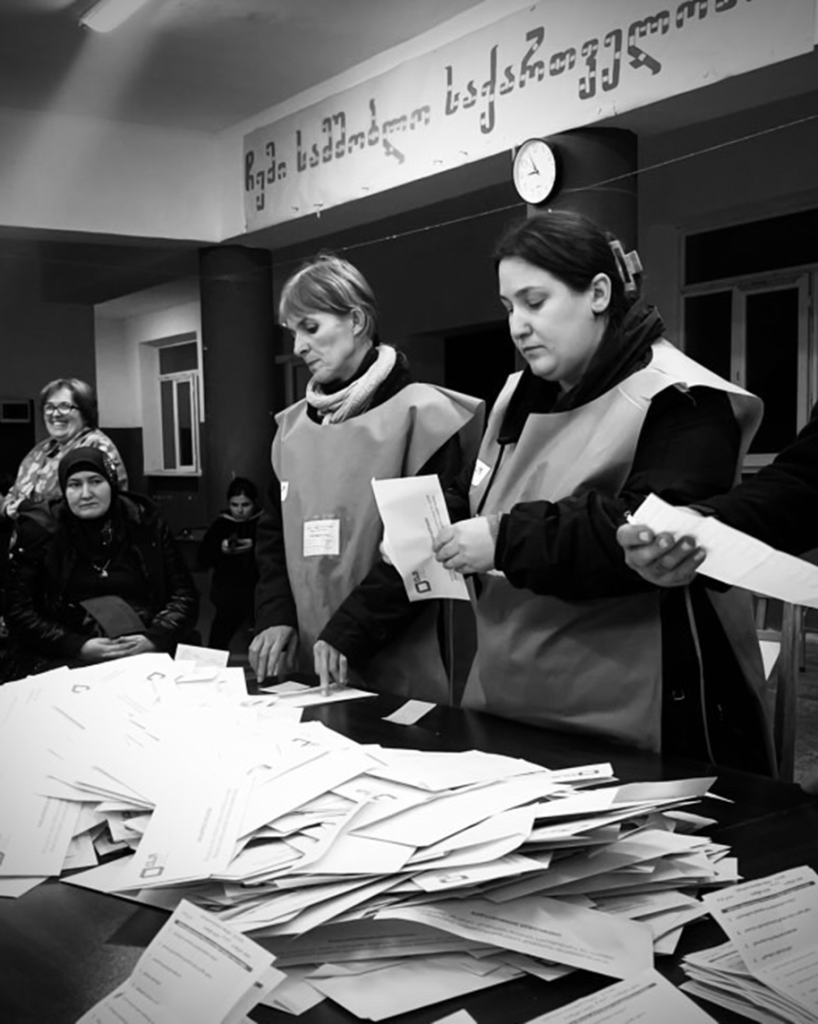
1, 378, 128, 521
2, 447, 197, 681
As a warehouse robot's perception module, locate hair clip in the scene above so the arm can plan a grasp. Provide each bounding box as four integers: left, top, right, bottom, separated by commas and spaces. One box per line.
609, 239, 643, 295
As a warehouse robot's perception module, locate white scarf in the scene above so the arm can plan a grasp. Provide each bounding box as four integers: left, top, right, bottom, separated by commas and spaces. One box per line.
305, 344, 398, 425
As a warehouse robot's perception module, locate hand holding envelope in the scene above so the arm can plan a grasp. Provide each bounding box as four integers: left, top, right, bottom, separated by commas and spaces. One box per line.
433, 516, 496, 576
371, 475, 469, 601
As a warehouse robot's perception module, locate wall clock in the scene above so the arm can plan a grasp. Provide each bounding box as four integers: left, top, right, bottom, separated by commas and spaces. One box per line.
512, 138, 558, 205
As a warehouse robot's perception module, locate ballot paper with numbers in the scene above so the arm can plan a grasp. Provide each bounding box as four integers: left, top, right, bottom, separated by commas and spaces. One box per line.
371, 474, 468, 601
632, 493, 818, 608
681, 865, 818, 1023
76, 898, 284, 1024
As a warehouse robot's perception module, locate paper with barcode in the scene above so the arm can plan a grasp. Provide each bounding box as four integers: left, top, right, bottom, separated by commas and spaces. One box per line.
372, 475, 468, 601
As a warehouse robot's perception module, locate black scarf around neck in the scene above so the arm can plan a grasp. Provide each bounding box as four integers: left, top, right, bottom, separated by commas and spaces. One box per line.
63, 497, 125, 568
498, 302, 666, 445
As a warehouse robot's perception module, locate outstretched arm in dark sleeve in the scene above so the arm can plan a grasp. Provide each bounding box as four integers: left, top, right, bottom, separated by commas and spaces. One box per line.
703, 412, 818, 555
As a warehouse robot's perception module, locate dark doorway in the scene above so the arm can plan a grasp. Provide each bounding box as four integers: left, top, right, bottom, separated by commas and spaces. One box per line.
444, 321, 517, 412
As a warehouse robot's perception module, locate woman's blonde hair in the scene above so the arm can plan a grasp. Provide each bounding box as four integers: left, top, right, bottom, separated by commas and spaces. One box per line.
279, 253, 379, 342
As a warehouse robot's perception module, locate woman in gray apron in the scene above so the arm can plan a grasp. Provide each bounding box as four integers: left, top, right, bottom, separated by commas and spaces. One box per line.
434, 210, 774, 774
250, 254, 483, 699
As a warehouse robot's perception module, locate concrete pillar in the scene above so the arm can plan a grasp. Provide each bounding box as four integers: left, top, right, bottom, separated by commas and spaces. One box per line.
538, 127, 638, 248
199, 245, 276, 518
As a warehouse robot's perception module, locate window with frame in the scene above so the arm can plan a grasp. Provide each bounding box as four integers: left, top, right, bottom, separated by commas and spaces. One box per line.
141, 333, 202, 476
682, 210, 818, 469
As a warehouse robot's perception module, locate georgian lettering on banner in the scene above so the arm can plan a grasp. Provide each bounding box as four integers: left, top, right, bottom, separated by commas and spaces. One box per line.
243, 0, 814, 231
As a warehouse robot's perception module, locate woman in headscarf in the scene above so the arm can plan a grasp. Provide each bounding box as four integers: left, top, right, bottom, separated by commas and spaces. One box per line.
434, 209, 775, 774
2, 447, 197, 680
250, 253, 483, 698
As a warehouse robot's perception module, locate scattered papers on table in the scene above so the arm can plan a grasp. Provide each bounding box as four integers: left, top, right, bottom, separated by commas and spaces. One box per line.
371, 474, 469, 601
383, 699, 436, 725
632, 493, 818, 609
174, 642, 230, 668
1, 655, 745, 1021
259, 681, 378, 706
522, 967, 718, 1022
682, 865, 818, 1023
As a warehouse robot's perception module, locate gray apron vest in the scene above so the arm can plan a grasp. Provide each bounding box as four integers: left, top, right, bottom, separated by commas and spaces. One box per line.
465, 340, 770, 755
273, 383, 483, 702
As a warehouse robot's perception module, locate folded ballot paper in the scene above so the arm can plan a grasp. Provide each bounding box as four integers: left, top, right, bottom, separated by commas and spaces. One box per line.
632, 493, 818, 609
682, 865, 818, 1023
371, 474, 469, 601
0, 656, 750, 1021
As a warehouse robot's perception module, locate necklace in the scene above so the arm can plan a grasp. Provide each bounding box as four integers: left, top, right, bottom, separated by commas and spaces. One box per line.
91, 559, 111, 578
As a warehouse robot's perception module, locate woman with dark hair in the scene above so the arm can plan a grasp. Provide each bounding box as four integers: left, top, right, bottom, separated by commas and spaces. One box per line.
250, 253, 483, 697
198, 476, 260, 650
434, 209, 774, 773
1, 378, 128, 520
2, 447, 197, 680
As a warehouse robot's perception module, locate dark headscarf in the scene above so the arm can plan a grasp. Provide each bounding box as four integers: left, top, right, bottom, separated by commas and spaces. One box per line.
58, 446, 122, 559
58, 446, 119, 496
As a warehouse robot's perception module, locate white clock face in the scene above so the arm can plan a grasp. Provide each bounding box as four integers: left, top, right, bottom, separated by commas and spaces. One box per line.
513, 140, 557, 205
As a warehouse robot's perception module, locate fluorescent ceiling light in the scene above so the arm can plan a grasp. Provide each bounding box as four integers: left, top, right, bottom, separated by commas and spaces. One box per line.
79, 0, 151, 33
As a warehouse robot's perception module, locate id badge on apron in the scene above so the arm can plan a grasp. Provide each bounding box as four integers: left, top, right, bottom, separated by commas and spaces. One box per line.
471, 459, 491, 487
303, 517, 341, 557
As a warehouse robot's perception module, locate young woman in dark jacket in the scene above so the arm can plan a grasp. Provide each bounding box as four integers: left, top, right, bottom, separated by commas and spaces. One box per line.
434, 210, 774, 774
198, 476, 260, 650
2, 447, 198, 681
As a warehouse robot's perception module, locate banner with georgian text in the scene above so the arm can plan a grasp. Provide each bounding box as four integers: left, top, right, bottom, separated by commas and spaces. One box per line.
243, 0, 814, 232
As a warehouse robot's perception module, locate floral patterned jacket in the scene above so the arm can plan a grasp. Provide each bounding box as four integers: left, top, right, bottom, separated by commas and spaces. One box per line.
1, 429, 128, 519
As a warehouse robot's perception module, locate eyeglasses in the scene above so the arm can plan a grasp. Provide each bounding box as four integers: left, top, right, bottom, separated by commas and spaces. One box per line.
44, 403, 79, 417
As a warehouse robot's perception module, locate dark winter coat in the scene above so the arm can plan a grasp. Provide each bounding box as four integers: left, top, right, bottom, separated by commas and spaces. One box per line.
703, 405, 818, 556
2, 492, 198, 680
198, 510, 260, 611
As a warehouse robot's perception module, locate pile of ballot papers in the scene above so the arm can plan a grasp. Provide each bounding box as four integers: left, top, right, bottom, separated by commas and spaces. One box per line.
681, 865, 818, 1024
1, 652, 741, 1021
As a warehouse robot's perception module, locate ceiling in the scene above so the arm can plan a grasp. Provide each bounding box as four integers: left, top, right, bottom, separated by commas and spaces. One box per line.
0, 0, 493, 302
1, 0, 816, 307
0, 0, 485, 132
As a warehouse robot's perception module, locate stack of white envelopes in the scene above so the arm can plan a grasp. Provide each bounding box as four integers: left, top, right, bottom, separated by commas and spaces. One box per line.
682, 865, 818, 1024
1, 654, 739, 1021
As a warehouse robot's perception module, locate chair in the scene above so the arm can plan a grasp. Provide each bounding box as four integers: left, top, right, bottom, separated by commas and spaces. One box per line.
756, 598, 801, 782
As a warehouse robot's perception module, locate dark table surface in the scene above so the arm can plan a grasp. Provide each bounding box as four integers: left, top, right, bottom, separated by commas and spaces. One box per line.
2, 693, 815, 1024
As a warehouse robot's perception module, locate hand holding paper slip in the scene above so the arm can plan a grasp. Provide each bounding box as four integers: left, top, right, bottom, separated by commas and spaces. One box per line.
632, 493, 818, 608
371, 475, 469, 601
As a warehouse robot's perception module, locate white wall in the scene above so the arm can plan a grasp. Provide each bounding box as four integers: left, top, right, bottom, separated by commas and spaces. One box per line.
0, 108, 221, 241
95, 281, 202, 438
94, 314, 139, 428
213, 0, 535, 241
